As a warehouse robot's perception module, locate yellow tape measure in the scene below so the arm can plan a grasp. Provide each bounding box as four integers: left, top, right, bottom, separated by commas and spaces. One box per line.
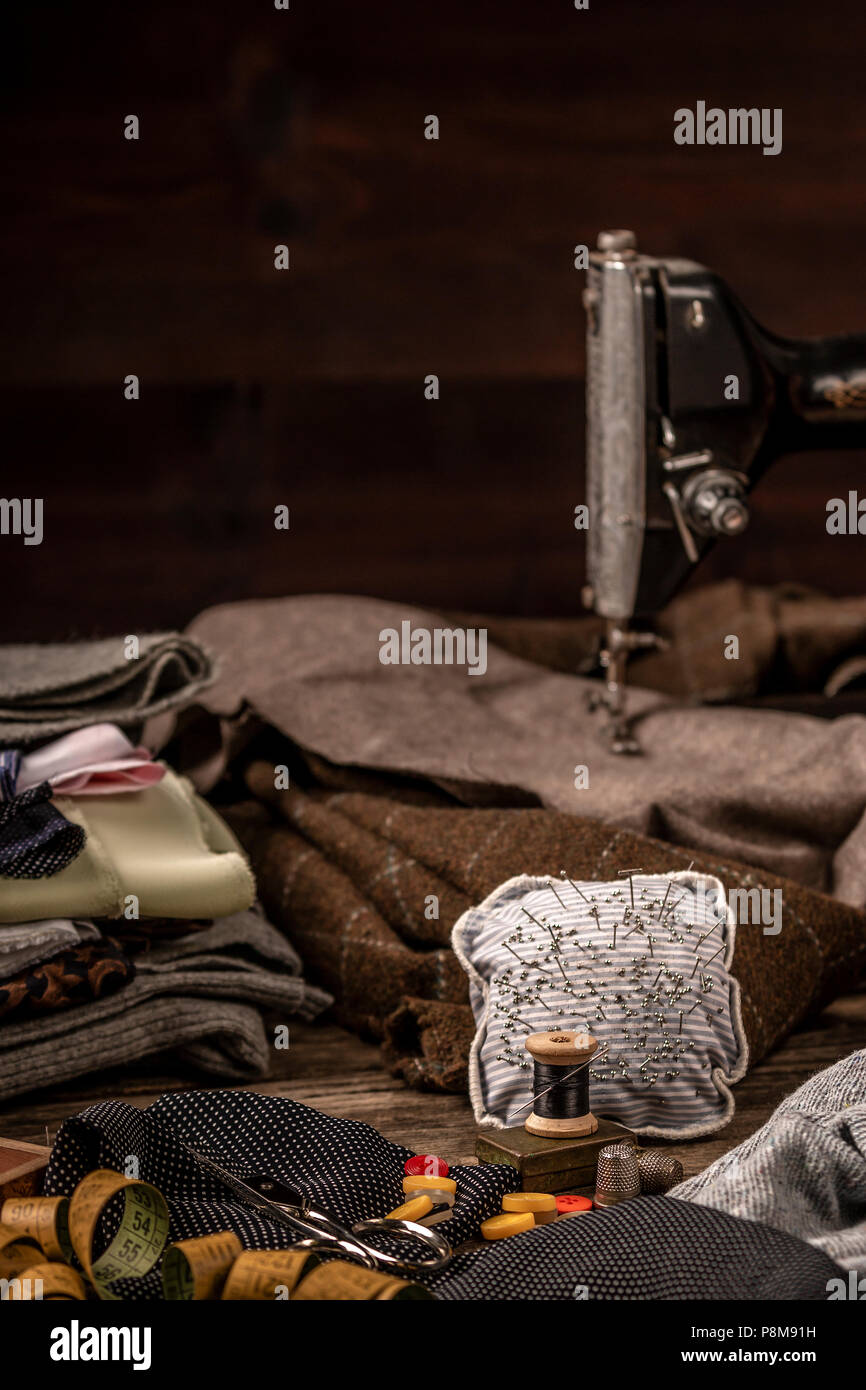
68, 1170, 171, 1300
6, 1262, 88, 1301
220, 1248, 319, 1300
0, 1221, 42, 1279
1, 1195, 74, 1263
0, 1167, 434, 1301
292, 1260, 435, 1301
161, 1231, 243, 1300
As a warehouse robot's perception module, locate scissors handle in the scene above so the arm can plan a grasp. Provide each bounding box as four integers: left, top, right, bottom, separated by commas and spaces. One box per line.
269, 1203, 378, 1269
350, 1217, 452, 1274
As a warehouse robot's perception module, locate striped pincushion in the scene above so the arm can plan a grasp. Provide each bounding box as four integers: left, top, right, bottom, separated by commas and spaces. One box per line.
451, 871, 748, 1139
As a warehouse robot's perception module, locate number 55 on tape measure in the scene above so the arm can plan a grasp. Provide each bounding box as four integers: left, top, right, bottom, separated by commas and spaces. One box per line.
68, 1170, 170, 1300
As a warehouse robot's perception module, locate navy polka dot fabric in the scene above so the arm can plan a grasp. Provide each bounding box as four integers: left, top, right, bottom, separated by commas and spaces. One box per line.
44, 1088, 511, 1299
429, 1198, 843, 1300
0, 778, 86, 879
44, 1090, 843, 1300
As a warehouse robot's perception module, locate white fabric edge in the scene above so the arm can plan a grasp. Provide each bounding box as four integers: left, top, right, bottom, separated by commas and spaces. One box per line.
451, 869, 750, 1140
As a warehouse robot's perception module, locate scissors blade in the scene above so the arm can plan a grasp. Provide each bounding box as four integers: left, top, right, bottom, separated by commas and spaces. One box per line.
182, 1144, 376, 1266
184, 1146, 303, 1226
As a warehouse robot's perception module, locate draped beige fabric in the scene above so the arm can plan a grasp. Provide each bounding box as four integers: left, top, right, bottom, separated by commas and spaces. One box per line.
0, 770, 255, 922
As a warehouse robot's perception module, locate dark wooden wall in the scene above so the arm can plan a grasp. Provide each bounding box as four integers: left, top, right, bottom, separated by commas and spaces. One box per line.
2, 0, 866, 640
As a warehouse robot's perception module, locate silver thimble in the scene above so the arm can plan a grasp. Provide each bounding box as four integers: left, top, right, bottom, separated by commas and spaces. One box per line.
638, 1149, 684, 1195
594, 1142, 640, 1208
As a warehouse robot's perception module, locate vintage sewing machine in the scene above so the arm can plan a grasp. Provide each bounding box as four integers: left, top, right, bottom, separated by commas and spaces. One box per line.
583, 229, 866, 752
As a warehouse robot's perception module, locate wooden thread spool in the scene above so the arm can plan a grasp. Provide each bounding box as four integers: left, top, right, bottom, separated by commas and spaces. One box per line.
524, 1031, 599, 1139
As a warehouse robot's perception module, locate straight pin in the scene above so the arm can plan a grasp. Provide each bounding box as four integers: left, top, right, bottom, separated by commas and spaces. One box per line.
547, 879, 570, 911
694, 918, 722, 950
532, 992, 554, 1011
617, 868, 644, 910
657, 879, 674, 921
521, 908, 571, 983
560, 870, 591, 904
504, 942, 555, 976
521, 906, 549, 933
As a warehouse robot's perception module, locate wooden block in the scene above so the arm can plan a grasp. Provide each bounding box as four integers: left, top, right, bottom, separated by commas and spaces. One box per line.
0, 1139, 50, 1200
475, 1119, 636, 1194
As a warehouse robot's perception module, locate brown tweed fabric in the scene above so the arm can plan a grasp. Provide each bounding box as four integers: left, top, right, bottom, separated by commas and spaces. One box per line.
228, 762, 866, 1093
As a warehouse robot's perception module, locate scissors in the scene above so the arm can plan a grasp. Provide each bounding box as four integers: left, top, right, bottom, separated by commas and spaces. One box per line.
184, 1145, 452, 1276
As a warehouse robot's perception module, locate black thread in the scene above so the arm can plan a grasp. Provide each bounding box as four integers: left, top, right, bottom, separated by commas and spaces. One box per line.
533, 1061, 590, 1119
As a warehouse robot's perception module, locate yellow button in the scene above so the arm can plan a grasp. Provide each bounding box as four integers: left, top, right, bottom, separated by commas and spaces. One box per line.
386, 1195, 433, 1221
403, 1174, 458, 1195
502, 1192, 557, 1214
481, 1211, 534, 1240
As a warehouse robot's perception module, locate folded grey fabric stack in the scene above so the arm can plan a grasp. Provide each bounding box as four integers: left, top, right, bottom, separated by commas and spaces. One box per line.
0, 632, 214, 745
0, 909, 332, 1101
676, 1046, 866, 1273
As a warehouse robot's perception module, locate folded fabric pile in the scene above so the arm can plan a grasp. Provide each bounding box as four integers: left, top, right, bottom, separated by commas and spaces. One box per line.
0, 911, 331, 1102
0, 720, 330, 1100
0, 631, 213, 744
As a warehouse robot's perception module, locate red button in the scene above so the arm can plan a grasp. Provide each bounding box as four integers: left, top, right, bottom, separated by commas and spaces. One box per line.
404, 1154, 449, 1178
556, 1194, 593, 1214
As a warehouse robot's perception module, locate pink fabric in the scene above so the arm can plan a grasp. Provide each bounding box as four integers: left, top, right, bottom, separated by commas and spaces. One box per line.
17, 724, 165, 797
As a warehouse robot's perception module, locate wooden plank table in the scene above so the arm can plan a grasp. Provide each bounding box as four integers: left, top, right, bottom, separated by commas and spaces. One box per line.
3, 988, 865, 1177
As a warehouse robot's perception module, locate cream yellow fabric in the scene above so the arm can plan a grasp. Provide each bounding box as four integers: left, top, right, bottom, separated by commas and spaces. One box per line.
0, 768, 255, 923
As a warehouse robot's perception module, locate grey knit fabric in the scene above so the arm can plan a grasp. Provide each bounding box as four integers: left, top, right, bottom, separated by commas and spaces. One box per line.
0, 909, 332, 1100
0, 632, 213, 744
676, 1047, 866, 1272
